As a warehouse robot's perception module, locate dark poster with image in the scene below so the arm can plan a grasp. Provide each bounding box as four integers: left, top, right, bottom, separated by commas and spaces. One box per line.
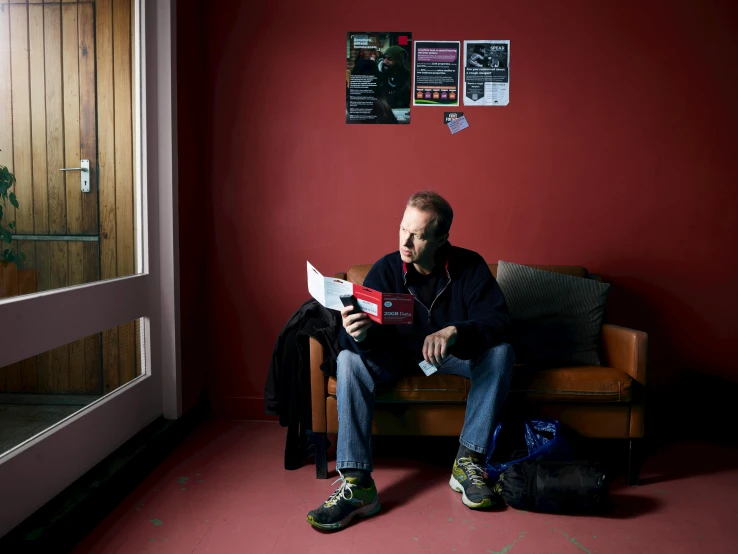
346, 32, 412, 124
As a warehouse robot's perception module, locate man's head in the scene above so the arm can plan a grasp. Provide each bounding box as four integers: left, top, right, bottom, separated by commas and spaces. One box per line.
381, 46, 406, 73
399, 190, 454, 274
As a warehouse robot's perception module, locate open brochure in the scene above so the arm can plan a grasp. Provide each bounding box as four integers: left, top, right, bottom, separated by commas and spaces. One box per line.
307, 261, 414, 324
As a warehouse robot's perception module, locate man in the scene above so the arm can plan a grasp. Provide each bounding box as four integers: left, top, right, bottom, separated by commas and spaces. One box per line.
468, 46, 486, 68
376, 45, 411, 110
307, 191, 515, 531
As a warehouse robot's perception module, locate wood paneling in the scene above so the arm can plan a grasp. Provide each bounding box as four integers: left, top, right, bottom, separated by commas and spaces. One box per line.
44, 4, 65, 235
113, 0, 134, 276
9, 5, 33, 234
29, 4, 48, 235
0, 2, 12, 388
103, 326, 119, 393
79, 1, 97, 235
0, 2, 12, 173
44, 3, 70, 393
61, 2, 81, 235
109, 0, 136, 388
0, 0, 140, 396
97, 0, 116, 281
28, 6, 50, 395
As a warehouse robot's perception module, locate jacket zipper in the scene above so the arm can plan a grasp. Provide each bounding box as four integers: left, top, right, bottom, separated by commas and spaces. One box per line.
403, 266, 452, 324
428, 277, 451, 324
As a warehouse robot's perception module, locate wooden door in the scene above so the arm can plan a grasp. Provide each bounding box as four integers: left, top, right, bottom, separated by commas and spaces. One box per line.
0, 0, 138, 397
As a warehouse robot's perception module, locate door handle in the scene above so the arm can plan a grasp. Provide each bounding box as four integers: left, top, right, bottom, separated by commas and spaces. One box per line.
60, 160, 91, 193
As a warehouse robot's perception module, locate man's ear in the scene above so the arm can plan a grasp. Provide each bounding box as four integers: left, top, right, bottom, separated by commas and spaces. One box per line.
437, 233, 449, 246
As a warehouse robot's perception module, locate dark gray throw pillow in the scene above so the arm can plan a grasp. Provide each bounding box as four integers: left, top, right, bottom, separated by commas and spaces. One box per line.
496, 260, 611, 366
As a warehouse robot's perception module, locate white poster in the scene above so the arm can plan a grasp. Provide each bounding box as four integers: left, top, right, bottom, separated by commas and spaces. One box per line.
463, 40, 510, 106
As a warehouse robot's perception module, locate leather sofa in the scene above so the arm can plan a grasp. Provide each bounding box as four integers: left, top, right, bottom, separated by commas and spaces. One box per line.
309, 263, 648, 485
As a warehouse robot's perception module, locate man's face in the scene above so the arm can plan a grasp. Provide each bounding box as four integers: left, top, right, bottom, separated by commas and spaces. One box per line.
381, 55, 395, 71
399, 207, 447, 272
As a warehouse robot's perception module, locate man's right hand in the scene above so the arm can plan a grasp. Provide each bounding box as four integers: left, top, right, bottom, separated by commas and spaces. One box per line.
341, 305, 371, 343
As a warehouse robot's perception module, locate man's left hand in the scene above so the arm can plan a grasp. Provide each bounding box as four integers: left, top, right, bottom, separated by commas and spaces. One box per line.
423, 326, 458, 367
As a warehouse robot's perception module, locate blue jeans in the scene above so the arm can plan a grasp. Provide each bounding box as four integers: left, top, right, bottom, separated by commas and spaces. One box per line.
335, 343, 515, 472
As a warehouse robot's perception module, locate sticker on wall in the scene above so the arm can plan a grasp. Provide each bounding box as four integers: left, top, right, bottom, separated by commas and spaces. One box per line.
413, 41, 461, 107
463, 40, 510, 106
346, 32, 413, 124
448, 115, 469, 134
444, 112, 464, 124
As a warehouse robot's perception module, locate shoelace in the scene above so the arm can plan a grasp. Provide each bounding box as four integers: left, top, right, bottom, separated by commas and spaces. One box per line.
458, 457, 486, 488
324, 469, 357, 507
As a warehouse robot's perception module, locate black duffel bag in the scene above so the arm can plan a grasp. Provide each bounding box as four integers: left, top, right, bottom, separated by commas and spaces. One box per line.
495, 459, 608, 513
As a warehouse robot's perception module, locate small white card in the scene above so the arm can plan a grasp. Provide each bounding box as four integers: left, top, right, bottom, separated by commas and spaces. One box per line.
448, 115, 469, 134
419, 360, 438, 376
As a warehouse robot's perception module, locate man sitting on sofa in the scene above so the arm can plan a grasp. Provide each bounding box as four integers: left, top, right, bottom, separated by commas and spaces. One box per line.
307, 190, 516, 531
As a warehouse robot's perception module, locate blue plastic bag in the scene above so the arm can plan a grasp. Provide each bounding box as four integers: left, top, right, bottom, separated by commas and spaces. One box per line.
485, 419, 570, 483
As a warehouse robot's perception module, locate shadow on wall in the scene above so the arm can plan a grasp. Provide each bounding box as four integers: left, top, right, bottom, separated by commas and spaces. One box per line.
204, 208, 278, 419
602, 273, 736, 445
180, 248, 211, 412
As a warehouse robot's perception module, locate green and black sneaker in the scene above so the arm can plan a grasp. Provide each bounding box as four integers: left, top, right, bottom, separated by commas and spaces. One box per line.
307, 470, 381, 531
450, 457, 502, 509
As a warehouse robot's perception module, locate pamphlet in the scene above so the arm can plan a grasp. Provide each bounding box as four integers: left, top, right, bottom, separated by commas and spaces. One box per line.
307, 261, 414, 324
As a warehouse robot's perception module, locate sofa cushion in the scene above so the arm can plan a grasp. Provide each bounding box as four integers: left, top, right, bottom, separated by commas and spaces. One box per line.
327, 374, 469, 402
496, 260, 610, 365
489, 263, 587, 279
509, 365, 633, 402
326, 365, 632, 403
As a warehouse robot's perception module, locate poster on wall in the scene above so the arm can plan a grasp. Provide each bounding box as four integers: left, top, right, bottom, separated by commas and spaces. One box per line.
463, 40, 510, 106
413, 41, 460, 106
346, 32, 413, 124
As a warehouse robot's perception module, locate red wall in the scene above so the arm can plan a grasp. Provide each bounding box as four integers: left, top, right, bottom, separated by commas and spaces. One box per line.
198, 0, 738, 418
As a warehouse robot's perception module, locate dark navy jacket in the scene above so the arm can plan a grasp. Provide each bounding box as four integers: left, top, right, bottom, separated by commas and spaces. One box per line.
339, 243, 511, 369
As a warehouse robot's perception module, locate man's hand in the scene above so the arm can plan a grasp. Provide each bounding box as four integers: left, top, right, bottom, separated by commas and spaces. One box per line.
341, 305, 371, 343
423, 326, 457, 367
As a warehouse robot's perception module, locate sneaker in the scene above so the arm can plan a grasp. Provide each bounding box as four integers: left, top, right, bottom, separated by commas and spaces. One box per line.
307, 470, 381, 531
450, 457, 502, 509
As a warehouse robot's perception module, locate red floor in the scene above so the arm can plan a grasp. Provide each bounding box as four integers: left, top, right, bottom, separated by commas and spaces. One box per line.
71, 420, 738, 554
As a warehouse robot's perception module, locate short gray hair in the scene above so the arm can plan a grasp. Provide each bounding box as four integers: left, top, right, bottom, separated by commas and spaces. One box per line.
407, 190, 453, 237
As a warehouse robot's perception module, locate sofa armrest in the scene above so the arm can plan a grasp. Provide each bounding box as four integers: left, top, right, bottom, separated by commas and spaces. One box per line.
601, 323, 648, 386
334, 272, 347, 280
309, 337, 328, 433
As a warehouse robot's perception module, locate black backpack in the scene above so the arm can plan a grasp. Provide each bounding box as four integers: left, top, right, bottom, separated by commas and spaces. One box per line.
495, 459, 608, 513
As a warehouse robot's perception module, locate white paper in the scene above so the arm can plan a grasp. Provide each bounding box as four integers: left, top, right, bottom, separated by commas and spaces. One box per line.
419, 360, 438, 376
307, 261, 327, 306
307, 261, 353, 311
463, 40, 510, 106
448, 115, 469, 134
356, 298, 378, 316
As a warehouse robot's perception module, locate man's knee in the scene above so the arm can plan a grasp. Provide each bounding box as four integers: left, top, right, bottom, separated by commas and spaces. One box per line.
476, 343, 515, 374
337, 350, 369, 384
337, 349, 362, 368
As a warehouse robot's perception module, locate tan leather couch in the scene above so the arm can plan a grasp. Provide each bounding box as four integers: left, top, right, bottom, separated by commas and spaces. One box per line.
309, 263, 648, 485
